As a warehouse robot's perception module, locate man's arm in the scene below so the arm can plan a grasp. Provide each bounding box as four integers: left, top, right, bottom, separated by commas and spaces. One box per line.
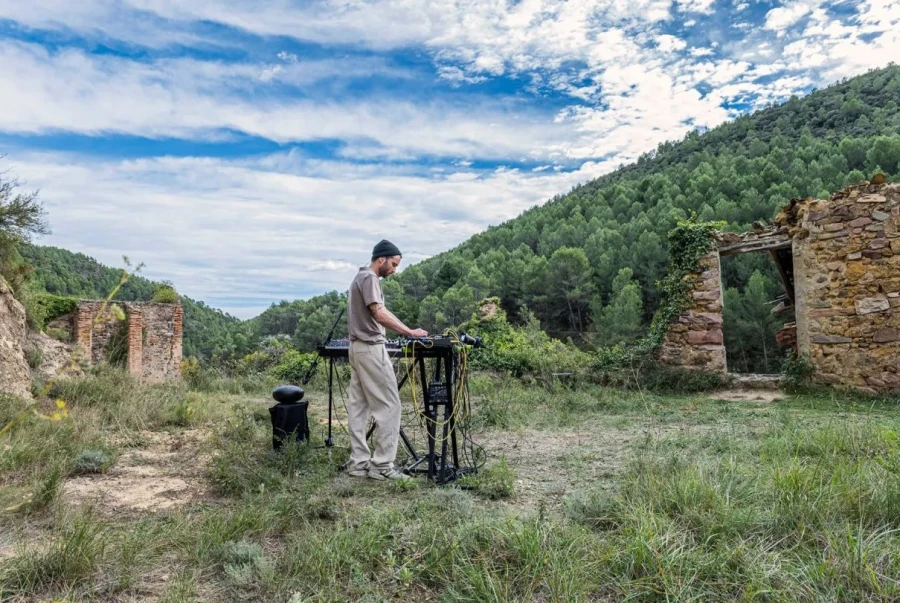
368, 303, 428, 337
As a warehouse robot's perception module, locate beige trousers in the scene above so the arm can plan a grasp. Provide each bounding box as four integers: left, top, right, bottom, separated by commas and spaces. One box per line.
348, 340, 401, 470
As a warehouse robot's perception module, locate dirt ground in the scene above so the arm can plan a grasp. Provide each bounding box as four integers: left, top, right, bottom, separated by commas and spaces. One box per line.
62, 429, 210, 515
58, 388, 781, 515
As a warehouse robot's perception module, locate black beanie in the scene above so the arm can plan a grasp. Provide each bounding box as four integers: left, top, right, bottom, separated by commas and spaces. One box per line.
372, 239, 402, 260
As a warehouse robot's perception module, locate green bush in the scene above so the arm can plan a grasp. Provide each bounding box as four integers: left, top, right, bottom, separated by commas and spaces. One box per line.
72, 449, 113, 474
461, 303, 590, 381
593, 361, 726, 393
46, 326, 72, 342
271, 349, 317, 384
181, 358, 275, 394
24, 346, 43, 370
165, 398, 196, 426
33, 293, 78, 328
237, 350, 278, 374
151, 282, 179, 304
782, 353, 815, 393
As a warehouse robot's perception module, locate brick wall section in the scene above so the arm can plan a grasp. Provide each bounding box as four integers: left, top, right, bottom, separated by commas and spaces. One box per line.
134, 303, 182, 382
789, 182, 900, 394
74, 303, 94, 360
659, 251, 727, 373
66, 301, 182, 382
127, 307, 143, 377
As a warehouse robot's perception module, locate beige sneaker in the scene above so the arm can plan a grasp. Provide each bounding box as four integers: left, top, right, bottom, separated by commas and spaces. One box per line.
342, 460, 369, 477
367, 467, 411, 481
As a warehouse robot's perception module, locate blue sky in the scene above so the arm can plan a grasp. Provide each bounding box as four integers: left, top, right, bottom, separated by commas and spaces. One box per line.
1, 0, 897, 318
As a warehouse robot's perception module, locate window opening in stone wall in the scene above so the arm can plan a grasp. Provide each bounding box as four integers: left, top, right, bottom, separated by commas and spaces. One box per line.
719, 245, 796, 375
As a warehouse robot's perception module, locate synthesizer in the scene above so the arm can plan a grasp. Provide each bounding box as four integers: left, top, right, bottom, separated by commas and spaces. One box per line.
317, 335, 458, 358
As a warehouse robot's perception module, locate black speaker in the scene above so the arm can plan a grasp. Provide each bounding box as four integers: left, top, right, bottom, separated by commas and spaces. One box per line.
269, 385, 309, 450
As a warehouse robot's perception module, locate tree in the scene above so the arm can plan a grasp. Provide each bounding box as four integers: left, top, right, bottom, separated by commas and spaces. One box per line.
401, 266, 428, 301
840, 137, 868, 170
723, 271, 784, 373
464, 265, 491, 302
866, 135, 900, 175
1, 170, 50, 312
433, 260, 465, 293
418, 295, 445, 334
591, 268, 644, 346
548, 247, 592, 333
0, 172, 49, 244
382, 278, 418, 326
294, 306, 340, 351
441, 283, 476, 327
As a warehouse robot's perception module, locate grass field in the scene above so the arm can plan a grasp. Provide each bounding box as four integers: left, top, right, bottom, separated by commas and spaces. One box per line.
2, 366, 900, 602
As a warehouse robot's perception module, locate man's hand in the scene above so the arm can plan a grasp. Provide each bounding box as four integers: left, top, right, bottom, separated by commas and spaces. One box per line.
370, 303, 429, 338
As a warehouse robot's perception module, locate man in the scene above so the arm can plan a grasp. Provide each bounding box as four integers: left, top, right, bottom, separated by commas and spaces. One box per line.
346, 239, 428, 480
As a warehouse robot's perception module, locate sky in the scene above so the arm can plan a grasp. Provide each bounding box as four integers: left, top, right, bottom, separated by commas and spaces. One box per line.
1, 1, 897, 318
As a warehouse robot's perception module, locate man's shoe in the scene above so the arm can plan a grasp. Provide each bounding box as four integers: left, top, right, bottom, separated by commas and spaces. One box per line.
367, 467, 411, 481
342, 460, 369, 477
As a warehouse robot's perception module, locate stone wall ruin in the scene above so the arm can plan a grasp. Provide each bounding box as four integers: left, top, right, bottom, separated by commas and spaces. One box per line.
660, 178, 900, 394
72, 301, 182, 383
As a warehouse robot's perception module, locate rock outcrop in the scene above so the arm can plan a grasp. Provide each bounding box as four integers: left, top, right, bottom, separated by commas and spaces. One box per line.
0, 277, 33, 400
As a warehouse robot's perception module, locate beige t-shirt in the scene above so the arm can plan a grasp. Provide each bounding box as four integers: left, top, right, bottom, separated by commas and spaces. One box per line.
348, 267, 385, 343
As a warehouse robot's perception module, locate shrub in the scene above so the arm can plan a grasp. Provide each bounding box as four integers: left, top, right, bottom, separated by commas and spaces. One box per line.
33, 293, 78, 328
460, 304, 590, 381
594, 361, 726, 393
24, 346, 43, 370
782, 353, 814, 393
151, 282, 179, 303
271, 349, 318, 384
72, 449, 113, 474
165, 398, 196, 426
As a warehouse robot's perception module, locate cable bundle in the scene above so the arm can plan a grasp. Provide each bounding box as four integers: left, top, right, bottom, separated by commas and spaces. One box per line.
401, 330, 486, 480
322, 331, 485, 483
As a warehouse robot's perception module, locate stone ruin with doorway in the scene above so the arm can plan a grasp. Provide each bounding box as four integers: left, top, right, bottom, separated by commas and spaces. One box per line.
49, 301, 183, 383
660, 177, 900, 394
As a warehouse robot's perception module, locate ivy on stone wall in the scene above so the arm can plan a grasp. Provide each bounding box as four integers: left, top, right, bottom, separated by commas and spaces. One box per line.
596, 215, 724, 368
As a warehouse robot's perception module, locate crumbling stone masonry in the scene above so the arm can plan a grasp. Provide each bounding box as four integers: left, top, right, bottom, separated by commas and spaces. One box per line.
658, 252, 727, 373
788, 181, 900, 394
74, 301, 182, 382
660, 178, 900, 394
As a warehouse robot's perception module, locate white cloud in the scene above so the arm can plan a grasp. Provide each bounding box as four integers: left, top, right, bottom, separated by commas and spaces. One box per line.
555, 67, 733, 162
8, 151, 610, 317
657, 34, 688, 53
775, 0, 900, 81
764, 0, 824, 34
676, 0, 718, 14
0, 40, 578, 160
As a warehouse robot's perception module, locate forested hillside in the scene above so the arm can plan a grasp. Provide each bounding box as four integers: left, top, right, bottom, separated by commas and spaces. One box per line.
18, 66, 900, 371
19, 245, 250, 360
253, 65, 900, 370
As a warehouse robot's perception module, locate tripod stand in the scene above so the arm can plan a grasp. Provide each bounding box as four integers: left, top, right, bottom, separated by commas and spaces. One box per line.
317, 339, 469, 484
363, 346, 462, 484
